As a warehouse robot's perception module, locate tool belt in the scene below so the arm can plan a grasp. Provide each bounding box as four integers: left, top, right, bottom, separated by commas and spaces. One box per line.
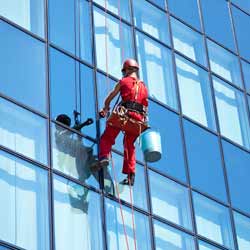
107, 105, 149, 136
121, 101, 146, 114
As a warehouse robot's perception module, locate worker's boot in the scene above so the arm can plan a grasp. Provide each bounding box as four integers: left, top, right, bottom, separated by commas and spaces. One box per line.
90, 157, 109, 172
120, 173, 135, 186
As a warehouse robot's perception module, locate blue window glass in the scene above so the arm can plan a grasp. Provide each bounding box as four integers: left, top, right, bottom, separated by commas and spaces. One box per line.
133, 0, 170, 45
51, 123, 99, 188
154, 219, 195, 250
93, 0, 131, 21
241, 60, 250, 93
200, 0, 235, 51
53, 175, 103, 250
207, 39, 242, 88
136, 31, 178, 110
105, 198, 151, 250
199, 240, 224, 250
148, 101, 186, 182
168, 0, 201, 30
213, 76, 250, 149
0, 0, 44, 37
149, 171, 192, 230
171, 17, 207, 66
49, 0, 92, 63
94, 7, 134, 79
149, 0, 166, 9
193, 192, 234, 249
232, 6, 250, 59
0, 20, 46, 113
104, 153, 148, 211
0, 150, 49, 250
0, 98, 48, 165
184, 119, 227, 202
232, 0, 250, 13
223, 140, 250, 214
176, 55, 216, 130
234, 211, 250, 250
50, 48, 96, 138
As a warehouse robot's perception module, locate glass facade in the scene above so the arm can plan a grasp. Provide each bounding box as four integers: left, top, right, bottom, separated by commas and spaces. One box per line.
1, 1, 250, 250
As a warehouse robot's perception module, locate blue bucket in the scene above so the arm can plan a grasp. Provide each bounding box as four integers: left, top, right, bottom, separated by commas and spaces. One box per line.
140, 130, 162, 162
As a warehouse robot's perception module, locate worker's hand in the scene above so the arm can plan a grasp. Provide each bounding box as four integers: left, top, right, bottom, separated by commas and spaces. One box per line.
99, 107, 110, 118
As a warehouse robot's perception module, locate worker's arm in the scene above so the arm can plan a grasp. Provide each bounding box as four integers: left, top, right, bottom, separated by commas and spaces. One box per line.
100, 82, 120, 117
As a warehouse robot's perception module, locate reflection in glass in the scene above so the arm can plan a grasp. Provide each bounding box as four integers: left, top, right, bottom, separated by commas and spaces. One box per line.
176, 55, 216, 130
213, 76, 250, 149
0, 20, 46, 113
149, 171, 192, 230
0, 0, 44, 37
93, 0, 131, 21
133, 0, 170, 45
199, 240, 223, 250
104, 153, 148, 211
193, 192, 234, 249
105, 198, 151, 250
154, 219, 195, 250
0, 98, 47, 165
234, 211, 250, 250
94, 7, 134, 78
0, 150, 49, 250
200, 0, 235, 50
223, 140, 250, 214
53, 175, 103, 250
51, 123, 99, 188
49, 0, 92, 63
171, 17, 206, 66
207, 39, 242, 88
242, 60, 250, 93
168, 0, 201, 30
184, 119, 227, 202
136, 31, 178, 110
148, 101, 186, 182
232, 6, 250, 59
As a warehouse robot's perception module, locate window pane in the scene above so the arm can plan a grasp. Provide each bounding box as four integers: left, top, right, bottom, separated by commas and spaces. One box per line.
136, 31, 178, 110
0, 150, 49, 250
93, 0, 131, 21
154, 219, 195, 250
200, 0, 235, 50
94, 7, 134, 79
51, 123, 99, 188
149, 0, 166, 8
168, 0, 201, 30
222, 140, 250, 214
232, 6, 250, 59
53, 175, 103, 250
199, 240, 224, 250
171, 17, 206, 66
149, 171, 192, 230
213, 76, 250, 149
0, 98, 48, 165
105, 198, 151, 250
242, 60, 250, 93
232, 0, 250, 13
148, 101, 186, 182
234, 211, 250, 250
133, 0, 170, 45
0, 20, 46, 113
0, 0, 44, 37
50, 48, 96, 138
184, 120, 227, 202
193, 192, 234, 249
104, 153, 148, 211
176, 55, 216, 130
207, 39, 242, 88
49, 0, 92, 63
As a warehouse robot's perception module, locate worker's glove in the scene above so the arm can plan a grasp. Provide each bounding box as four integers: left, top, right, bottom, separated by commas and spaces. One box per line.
99, 107, 110, 118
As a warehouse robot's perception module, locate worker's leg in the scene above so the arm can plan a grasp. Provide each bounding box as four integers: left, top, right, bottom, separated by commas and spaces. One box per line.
99, 125, 120, 159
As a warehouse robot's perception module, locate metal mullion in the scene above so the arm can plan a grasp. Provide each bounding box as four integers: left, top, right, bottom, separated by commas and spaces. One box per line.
145, 0, 167, 12
232, 206, 250, 220
197, 235, 230, 250
231, 1, 250, 16
0, 240, 26, 250
240, 55, 250, 64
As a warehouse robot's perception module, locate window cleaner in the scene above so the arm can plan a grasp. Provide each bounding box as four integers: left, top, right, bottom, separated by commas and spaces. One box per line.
91, 59, 149, 186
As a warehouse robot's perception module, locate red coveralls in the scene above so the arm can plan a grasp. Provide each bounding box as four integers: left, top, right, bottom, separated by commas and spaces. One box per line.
99, 76, 148, 174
